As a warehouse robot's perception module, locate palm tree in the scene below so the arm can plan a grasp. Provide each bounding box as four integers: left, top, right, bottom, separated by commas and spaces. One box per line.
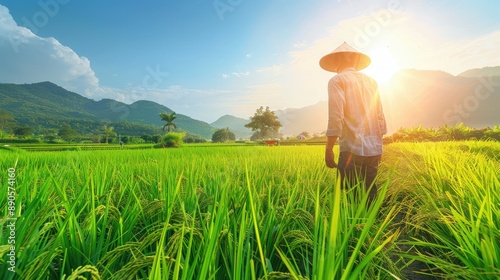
159, 112, 177, 132
101, 125, 116, 144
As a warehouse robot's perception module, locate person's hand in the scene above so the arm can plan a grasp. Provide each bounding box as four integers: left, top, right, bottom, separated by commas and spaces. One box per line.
325, 149, 337, 168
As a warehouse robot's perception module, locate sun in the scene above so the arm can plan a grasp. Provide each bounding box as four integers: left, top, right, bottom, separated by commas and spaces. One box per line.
363, 47, 399, 84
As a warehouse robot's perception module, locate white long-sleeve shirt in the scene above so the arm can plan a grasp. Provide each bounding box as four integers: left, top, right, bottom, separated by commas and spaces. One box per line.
326, 68, 387, 156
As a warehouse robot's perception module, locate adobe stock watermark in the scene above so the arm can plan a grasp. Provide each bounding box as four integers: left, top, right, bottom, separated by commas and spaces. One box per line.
102, 64, 169, 122
5, 167, 17, 273
213, 0, 243, 21
9, 0, 71, 53
143, 65, 169, 89
443, 75, 500, 123
353, 0, 403, 49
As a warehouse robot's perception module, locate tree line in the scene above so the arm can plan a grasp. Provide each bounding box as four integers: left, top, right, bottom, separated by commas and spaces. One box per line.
385, 123, 500, 142
0, 106, 285, 144
3, 107, 500, 145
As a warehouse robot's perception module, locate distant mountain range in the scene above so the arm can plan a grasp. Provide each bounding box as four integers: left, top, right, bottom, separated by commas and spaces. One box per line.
383, 67, 500, 132
0, 66, 498, 138
458, 66, 500, 78
274, 102, 328, 136
210, 115, 253, 139
208, 103, 329, 138
0, 82, 215, 137
212, 66, 500, 136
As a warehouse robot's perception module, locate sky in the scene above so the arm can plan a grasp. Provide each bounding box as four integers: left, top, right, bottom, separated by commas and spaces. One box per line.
0, 0, 499, 123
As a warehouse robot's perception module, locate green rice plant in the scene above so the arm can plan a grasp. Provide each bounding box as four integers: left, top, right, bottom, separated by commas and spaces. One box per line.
9, 143, 497, 279
307, 174, 400, 280
391, 142, 500, 279
62, 265, 101, 280
147, 174, 183, 280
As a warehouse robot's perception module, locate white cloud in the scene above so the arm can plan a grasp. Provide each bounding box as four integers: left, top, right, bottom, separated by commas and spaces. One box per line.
221, 71, 250, 79
256, 65, 282, 75
232, 71, 249, 77
0, 4, 259, 122
406, 30, 500, 75
246, 53, 252, 58
94, 84, 242, 122
292, 41, 307, 49
110, 83, 287, 122
0, 5, 99, 97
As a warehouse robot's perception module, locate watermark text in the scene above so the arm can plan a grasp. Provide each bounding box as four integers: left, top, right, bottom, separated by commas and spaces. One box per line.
6, 167, 17, 273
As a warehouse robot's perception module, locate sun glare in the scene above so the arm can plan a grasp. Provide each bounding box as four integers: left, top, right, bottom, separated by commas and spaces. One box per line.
363, 47, 399, 85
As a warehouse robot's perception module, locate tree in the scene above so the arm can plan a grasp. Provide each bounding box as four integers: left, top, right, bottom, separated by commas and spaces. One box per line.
42, 128, 58, 143
58, 123, 78, 142
484, 125, 500, 141
13, 125, 33, 138
90, 132, 101, 143
160, 112, 177, 132
0, 110, 17, 137
184, 133, 208, 143
151, 135, 162, 144
101, 125, 117, 144
245, 106, 282, 140
250, 131, 260, 141
212, 128, 236, 143
141, 134, 151, 143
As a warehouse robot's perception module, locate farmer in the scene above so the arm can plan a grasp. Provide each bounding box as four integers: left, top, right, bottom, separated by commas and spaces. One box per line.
320, 42, 387, 202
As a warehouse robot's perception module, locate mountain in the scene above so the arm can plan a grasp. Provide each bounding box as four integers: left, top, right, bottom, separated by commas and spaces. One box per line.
210, 115, 253, 139
0, 82, 216, 138
0, 82, 96, 120
274, 102, 328, 136
211, 103, 330, 139
218, 68, 500, 137
458, 66, 500, 78
382, 69, 500, 132
87, 99, 215, 137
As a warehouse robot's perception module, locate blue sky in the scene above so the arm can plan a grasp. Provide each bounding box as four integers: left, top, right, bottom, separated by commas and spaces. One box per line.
1, 0, 499, 122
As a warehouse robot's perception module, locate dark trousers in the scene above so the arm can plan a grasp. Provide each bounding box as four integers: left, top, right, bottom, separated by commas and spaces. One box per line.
337, 151, 381, 202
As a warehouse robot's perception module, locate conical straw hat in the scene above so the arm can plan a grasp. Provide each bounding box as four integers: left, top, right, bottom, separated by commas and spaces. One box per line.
319, 42, 371, 72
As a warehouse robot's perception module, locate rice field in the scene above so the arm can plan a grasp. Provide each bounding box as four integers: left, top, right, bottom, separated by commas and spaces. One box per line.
0, 141, 499, 279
